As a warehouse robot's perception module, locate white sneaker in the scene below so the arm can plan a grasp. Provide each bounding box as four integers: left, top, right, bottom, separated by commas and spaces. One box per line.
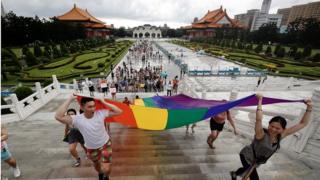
12, 165, 21, 178
2, 176, 9, 180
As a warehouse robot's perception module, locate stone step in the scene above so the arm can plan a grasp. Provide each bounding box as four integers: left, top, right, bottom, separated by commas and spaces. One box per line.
43, 161, 310, 179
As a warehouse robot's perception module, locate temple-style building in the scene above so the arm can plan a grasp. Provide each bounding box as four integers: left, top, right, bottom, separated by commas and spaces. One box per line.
184, 6, 244, 39
56, 4, 113, 38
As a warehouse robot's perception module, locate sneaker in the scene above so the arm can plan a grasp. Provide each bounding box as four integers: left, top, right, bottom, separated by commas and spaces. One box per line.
2, 175, 9, 180
230, 171, 237, 180
12, 165, 21, 178
73, 158, 81, 167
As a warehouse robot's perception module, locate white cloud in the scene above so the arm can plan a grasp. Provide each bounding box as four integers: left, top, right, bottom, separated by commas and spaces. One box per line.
2, 0, 318, 28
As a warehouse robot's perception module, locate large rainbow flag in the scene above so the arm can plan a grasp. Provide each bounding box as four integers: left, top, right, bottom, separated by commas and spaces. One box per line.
76, 94, 303, 130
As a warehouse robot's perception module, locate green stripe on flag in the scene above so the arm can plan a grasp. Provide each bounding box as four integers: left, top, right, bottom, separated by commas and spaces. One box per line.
166, 108, 208, 129
143, 98, 157, 107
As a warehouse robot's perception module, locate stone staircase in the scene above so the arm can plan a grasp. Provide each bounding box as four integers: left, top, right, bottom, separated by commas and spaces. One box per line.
1, 94, 319, 180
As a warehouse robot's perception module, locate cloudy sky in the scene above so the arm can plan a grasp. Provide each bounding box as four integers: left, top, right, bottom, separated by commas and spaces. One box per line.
2, 0, 319, 28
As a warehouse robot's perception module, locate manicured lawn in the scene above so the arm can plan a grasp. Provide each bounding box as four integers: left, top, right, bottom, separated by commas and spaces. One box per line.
170, 40, 320, 79
2, 40, 133, 86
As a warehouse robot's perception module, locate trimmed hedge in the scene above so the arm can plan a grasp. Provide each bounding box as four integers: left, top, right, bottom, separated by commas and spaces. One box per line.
14, 86, 33, 100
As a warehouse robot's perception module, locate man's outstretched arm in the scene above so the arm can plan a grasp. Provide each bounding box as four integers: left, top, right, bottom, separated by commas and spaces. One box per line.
100, 98, 123, 117
55, 95, 75, 125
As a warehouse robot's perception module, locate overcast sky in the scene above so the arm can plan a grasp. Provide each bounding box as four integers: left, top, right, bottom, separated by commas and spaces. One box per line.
2, 0, 319, 28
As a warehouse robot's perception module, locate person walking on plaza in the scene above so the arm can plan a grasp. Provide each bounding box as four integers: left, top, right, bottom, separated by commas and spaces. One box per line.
63, 109, 86, 167
172, 76, 179, 94
122, 97, 132, 106
186, 124, 196, 134
100, 78, 108, 97
110, 84, 117, 101
88, 78, 95, 97
166, 81, 173, 96
55, 95, 123, 180
207, 109, 237, 149
230, 94, 312, 180
1, 125, 21, 179
77, 80, 83, 94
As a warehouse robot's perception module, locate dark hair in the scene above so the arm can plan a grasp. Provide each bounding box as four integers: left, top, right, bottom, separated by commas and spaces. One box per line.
269, 116, 287, 129
67, 108, 76, 115
79, 109, 84, 114
135, 95, 140, 99
80, 97, 95, 105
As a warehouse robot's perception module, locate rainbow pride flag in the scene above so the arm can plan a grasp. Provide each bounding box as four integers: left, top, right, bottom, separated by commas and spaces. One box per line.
76, 94, 303, 130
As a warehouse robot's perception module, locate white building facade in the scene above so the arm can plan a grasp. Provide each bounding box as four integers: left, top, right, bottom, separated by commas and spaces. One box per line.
132, 24, 162, 39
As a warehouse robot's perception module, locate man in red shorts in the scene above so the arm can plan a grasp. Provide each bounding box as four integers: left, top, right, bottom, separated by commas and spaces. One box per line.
55, 95, 122, 180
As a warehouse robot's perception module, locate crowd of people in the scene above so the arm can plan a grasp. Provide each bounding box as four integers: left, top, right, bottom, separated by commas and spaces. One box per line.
75, 40, 180, 98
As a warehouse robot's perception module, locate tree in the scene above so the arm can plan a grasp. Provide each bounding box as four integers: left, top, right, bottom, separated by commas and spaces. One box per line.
22, 46, 29, 56
2, 12, 86, 47
69, 42, 78, 53
25, 50, 40, 66
286, 18, 320, 47
237, 42, 244, 49
265, 46, 272, 56
248, 23, 279, 43
231, 40, 236, 48
288, 45, 298, 57
294, 51, 303, 60
303, 45, 312, 57
246, 44, 253, 51
60, 42, 69, 56
274, 44, 286, 58
254, 44, 263, 53
44, 44, 52, 59
275, 47, 286, 58
52, 45, 61, 58
311, 53, 320, 62
33, 41, 42, 57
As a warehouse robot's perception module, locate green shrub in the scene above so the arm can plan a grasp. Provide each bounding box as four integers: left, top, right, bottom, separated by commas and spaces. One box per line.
42, 79, 52, 87
303, 45, 312, 57
311, 53, 320, 62
254, 44, 263, 53
1, 97, 12, 114
14, 86, 34, 100
98, 63, 105, 68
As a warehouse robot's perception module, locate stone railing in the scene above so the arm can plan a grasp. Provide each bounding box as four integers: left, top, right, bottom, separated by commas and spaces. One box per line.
1, 75, 61, 123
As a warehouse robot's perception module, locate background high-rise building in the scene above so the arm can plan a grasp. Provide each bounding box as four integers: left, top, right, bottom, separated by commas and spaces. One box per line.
277, 1, 320, 26
234, 0, 282, 31
261, 0, 272, 14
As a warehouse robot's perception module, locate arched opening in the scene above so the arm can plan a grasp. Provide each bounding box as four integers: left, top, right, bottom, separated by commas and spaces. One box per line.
139, 33, 143, 38
134, 33, 138, 38
151, 33, 156, 38
157, 33, 161, 38
145, 32, 150, 38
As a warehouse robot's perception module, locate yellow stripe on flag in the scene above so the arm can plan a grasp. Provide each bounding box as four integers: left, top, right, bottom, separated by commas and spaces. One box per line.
130, 105, 168, 130
134, 99, 145, 106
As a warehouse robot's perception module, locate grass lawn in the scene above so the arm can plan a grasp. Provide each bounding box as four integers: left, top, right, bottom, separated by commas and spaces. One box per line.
2, 40, 133, 87
170, 40, 320, 79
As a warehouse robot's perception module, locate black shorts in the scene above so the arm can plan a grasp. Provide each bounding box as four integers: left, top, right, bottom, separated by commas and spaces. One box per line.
210, 118, 225, 131
89, 86, 94, 92
102, 87, 108, 93
68, 129, 84, 144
